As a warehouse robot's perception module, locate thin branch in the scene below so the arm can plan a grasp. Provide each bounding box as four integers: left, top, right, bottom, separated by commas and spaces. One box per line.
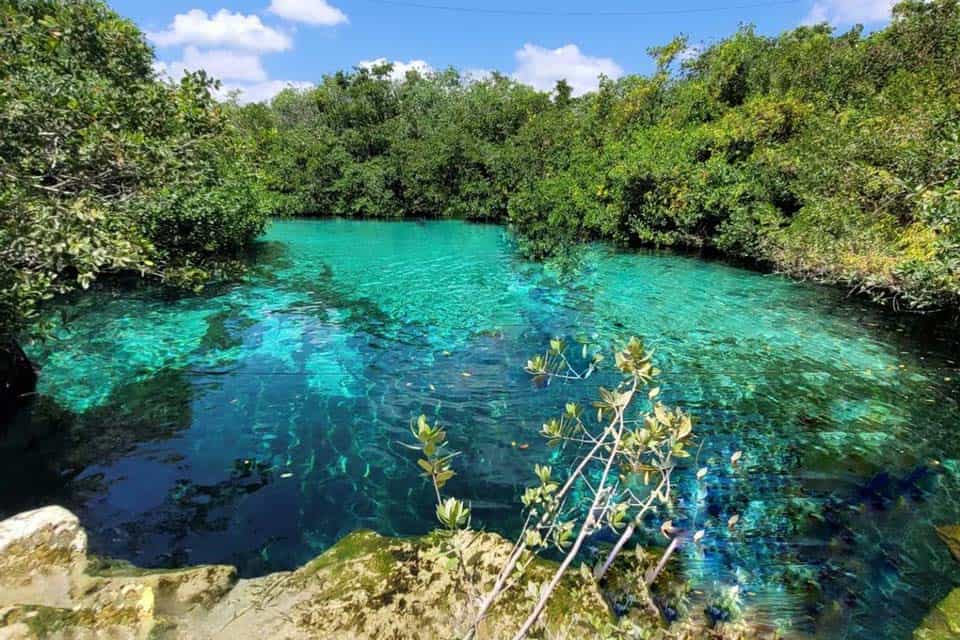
510, 379, 636, 640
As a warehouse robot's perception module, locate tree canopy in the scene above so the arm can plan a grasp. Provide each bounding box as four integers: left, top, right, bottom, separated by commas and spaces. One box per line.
2, 0, 959, 352
0, 0, 270, 341
235, 0, 960, 311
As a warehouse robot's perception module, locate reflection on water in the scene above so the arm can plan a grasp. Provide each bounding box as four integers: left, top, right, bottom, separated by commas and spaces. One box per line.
2, 219, 959, 639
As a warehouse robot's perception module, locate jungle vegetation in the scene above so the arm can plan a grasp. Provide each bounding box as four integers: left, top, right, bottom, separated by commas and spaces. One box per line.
236, 0, 960, 312
0, 0, 271, 344
2, 0, 959, 370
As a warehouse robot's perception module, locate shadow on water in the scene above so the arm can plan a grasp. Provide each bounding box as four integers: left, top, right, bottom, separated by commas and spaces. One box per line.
0, 368, 195, 516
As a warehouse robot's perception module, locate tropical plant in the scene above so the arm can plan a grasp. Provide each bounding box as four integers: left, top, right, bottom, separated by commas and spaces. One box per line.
232, 0, 960, 313
407, 337, 732, 639
0, 0, 269, 379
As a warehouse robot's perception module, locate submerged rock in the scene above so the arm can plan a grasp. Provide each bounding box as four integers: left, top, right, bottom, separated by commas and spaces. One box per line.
935, 525, 960, 563
914, 525, 960, 639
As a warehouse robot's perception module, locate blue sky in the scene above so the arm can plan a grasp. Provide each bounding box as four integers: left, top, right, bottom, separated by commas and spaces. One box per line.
111, 0, 897, 102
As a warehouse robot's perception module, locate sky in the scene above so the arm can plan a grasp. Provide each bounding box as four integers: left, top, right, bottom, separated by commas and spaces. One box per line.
111, 0, 899, 103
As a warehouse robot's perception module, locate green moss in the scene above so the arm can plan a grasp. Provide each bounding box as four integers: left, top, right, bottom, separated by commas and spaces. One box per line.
287, 528, 614, 638
301, 529, 400, 576
914, 588, 960, 639
3, 598, 154, 638
3, 605, 79, 636
86, 555, 182, 578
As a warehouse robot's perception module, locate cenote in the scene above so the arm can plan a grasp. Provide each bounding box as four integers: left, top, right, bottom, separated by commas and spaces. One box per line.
2, 219, 959, 638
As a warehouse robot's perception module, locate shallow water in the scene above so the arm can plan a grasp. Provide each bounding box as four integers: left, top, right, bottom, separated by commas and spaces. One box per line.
3, 219, 959, 638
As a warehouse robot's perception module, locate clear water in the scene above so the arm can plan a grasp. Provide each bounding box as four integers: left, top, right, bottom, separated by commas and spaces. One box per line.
2, 219, 959, 638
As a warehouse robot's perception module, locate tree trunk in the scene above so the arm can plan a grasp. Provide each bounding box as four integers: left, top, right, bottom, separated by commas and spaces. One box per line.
1, 339, 37, 420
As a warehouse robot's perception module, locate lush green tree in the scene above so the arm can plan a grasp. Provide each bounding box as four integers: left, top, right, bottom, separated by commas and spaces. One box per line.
231, 0, 959, 311
5, 0, 960, 402
0, 0, 269, 403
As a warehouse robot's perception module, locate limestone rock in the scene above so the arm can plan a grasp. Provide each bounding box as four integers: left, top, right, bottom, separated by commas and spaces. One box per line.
0, 507, 236, 639
88, 562, 237, 617
0, 619, 34, 640
0, 507, 87, 608
0, 586, 155, 640
191, 529, 612, 640
1, 506, 757, 639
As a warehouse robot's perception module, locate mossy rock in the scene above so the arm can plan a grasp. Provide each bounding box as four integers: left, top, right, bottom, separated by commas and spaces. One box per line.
914, 526, 960, 639
0, 582, 156, 640
914, 588, 960, 640
194, 528, 613, 640
1, 507, 782, 640
296, 529, 613, 639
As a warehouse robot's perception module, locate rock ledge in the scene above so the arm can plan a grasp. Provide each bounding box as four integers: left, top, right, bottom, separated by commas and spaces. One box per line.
0, 507, 611, 639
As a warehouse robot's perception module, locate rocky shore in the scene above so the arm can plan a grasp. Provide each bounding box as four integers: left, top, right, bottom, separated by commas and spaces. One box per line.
0, 506, 615, 639
10, 506, 952, 639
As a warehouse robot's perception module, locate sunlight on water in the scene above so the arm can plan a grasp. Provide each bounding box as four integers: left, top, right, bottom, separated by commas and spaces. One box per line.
3, 219, 959, 639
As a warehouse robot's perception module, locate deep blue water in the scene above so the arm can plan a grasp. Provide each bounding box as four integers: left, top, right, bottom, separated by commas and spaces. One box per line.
2, 219, 959, 638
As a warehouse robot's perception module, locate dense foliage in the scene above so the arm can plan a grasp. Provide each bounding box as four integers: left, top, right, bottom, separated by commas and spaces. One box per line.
237, 0, 960, 311
2, 0, 959, 357
0, 0, 270, 341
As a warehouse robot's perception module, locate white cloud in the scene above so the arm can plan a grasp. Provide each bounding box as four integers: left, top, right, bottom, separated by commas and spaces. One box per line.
357, 58, 434, 81
153, 66, 312, 103
156, 46, 267, 82
217, 80, 314, 104
463, 68, 494, 83
147, 9, 292, 52
512, 43, 622, 96
154, 49, 309, 105
677, 44, 705, 65
152, 60, 175, 78
802, 0, 895, 25
268, 0, 348, 25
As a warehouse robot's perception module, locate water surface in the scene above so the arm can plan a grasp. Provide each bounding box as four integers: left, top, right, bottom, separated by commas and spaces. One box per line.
3, 219, 959, 638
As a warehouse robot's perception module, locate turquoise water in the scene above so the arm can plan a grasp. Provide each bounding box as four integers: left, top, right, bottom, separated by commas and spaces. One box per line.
2, 219, 959, 638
